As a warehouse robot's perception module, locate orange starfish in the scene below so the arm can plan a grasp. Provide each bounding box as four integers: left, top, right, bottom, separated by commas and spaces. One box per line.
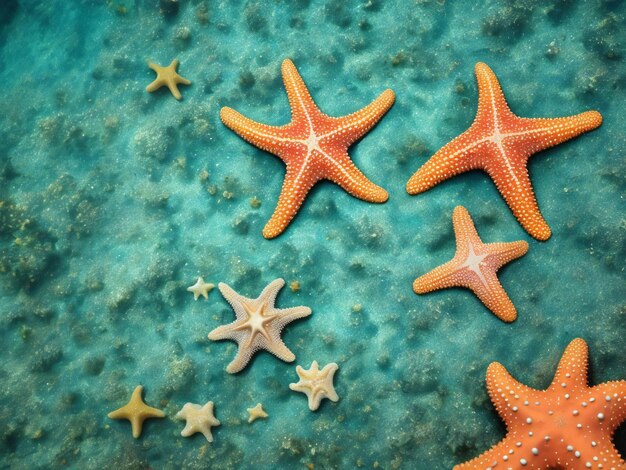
406, 62, 602, 241
455, 338, 626, 469
413, 206, 528, 322
221, 59, 395, 239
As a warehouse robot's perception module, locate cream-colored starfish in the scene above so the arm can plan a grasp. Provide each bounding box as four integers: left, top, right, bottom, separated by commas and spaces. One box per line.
247, 403, 268, 423
146, 59, 191, 100
289, 361, 339, 411
107, 385, 165, 438
175, 401, 220, 442
187, 276, 214, 300
208, 278, 312, 374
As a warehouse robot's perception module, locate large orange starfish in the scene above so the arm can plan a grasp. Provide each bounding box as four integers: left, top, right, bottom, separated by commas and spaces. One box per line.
221, 59, 395, 239
406, 62, 602, 241
413, 206, 528, 322
455, 338, 626, 469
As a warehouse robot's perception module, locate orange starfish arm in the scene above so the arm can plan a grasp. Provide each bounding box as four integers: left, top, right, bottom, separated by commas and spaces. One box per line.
513, 111, 603, 153
483, 240, 529, 265
486, 362, 542, 426
452, 204, 480, 243
220, 107, 294, 154
406, 128, 485, 194
469, 273, 518, 322
548, 338, 589, 392
329, 89, 396, 146
591, 381, 626, 432
263, 161, 318, 239
281, 59, 322, 124
413, 259, 465, 292
486, 162, 552, 240
322, 150, 389, 203
474, 61, 515, 125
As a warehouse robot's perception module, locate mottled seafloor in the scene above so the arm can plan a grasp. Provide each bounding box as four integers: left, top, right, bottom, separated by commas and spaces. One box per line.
0, 0, 624, 469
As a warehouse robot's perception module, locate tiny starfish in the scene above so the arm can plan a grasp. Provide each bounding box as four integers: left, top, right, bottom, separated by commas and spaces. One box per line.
208, 278, 311, 373
175, 401, 220, 443
455, 338, 626, 469
146, 59, 191, 100
289, 361, 339, 411
107, 385, 165, 438
406, 62, 602, 241
187, 276, 214, 300
247, 403, 268, 423
221, 59, 395, 238
413, 206, 528, 322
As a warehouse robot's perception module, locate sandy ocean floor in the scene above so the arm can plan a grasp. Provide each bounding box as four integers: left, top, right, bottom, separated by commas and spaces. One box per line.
0, 0, 624, 468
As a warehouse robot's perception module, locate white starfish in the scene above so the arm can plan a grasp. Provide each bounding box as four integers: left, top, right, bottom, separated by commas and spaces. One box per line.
208, 278, 312, 374
187, 276, 214, 300
289, 361, 339, 411
175, 401, 220, 442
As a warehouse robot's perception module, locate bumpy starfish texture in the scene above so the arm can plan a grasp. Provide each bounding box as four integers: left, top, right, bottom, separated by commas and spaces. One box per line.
146, 59, 191, 100
187, 276, 214, 300
406, 62, 602, 241
455, 338, 626, 469
221, 59, 394, 238
247, 403, 268, 423
208, 278, 311, 373
289, 361, 339, 411
175, 401, 220, 443
107, 385, 165, 438
413, 206, 528, 322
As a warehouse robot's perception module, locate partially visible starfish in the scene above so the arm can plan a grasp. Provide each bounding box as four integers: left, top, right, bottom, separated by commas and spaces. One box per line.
208, 278, 311, 373
289, 361, 339, 411
247, 403, 268, 423
221, 59, 395, 239
455, 338, 626, 469
187, 276, 214, 300
146, 59, 191, 100
175, 401, 220, 443
413, 206, 528, 322
107, 385, 165, 438
406, 62, 602, 241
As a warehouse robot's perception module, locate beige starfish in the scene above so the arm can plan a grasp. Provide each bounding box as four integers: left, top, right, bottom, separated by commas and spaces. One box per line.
107, 385, 165, 438
208, 278, 312, 374
289, 361, 339, 411
247, 403, 268, 423
187, 276, 214, 300
146, 59, 191, 100
175, 401, 220, 442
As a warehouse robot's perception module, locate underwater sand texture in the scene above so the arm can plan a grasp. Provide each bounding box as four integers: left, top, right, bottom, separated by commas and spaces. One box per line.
0, 0, 624, 469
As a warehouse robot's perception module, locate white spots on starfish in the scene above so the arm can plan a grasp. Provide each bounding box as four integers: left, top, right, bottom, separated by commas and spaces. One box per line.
455, 339, 626, 470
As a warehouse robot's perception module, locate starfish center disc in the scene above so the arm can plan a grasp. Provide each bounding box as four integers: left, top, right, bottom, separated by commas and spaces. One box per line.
304, 131, 322, 153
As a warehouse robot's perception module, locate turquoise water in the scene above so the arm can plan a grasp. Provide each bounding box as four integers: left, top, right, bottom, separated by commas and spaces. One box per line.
1, 0, 624, 468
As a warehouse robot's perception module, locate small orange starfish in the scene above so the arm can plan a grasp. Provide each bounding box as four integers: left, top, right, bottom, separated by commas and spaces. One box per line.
413, 206, 528, 322
406, 62, 602, 241
221, 59, 395, 239
455, 338, 626, 469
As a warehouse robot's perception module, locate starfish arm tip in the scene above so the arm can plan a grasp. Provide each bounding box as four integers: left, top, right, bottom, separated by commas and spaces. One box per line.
583, 109, 603, 129
146, 81, 160, 93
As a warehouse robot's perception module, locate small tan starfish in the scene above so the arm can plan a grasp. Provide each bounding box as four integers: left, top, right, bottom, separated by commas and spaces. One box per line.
187, 276, 214, 300
146, 59, 191, 100
175, 401, 220, 443
107, 385, 165, 438
289, 361, 339, 411
208, 278, 312, 374
247, 403, 268, 423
